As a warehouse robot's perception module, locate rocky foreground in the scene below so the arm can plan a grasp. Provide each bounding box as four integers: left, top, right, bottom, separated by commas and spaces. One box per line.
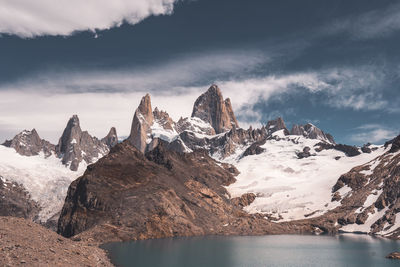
0, 216, 112, 267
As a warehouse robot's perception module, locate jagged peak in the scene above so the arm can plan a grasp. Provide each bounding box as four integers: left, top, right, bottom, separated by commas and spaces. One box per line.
290, 122, 335, 144
128, 94, 155, 152
208, 84, 221, 94
266, 117, 289, 135
102, 127, 118, 149
137, 94, 152, 115
68, 115, 80, 127
191, 84, 239, 134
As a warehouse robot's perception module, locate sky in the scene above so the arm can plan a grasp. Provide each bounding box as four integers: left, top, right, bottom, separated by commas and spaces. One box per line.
0, 0, 399, 145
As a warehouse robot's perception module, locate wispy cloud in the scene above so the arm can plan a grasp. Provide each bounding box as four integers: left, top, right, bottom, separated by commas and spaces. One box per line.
349, 125, 398, 144
0, 0, 178, 37
0, 45, 395, 143
324, 2, 400, 39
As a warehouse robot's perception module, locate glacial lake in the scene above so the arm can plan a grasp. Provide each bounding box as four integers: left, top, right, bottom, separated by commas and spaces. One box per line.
103, 234, 400, 267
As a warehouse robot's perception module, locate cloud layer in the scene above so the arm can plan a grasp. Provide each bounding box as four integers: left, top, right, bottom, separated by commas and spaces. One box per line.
0, 0, 177, 37
349, 124, 398, 144
0, 56, 394, 144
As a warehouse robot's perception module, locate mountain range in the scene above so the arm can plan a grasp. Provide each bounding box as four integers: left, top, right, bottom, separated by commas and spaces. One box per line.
1, 84, 400, 243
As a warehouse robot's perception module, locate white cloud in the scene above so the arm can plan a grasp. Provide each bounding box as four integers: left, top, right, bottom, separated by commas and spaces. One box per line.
0, 0, 178, 37
349, 127, 397, 144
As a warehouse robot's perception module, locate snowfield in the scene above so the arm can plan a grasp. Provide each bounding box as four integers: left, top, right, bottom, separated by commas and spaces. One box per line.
222, 131, 386, 221
0, 146, 85, 222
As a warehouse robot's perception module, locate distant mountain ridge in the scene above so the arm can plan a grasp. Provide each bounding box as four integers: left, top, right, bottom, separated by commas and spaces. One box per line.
2, 115, 118, 171
2, 84, 398, 242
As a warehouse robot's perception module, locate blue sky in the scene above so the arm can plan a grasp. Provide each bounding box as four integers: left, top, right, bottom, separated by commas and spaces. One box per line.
0, 0, 399, 145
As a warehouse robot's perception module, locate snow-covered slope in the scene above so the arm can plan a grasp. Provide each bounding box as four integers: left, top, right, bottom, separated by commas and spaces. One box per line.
0, 146, 85, 222
222, 132, 385, 221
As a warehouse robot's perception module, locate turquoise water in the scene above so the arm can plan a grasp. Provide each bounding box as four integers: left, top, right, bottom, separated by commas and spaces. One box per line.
103, 234, 400, 267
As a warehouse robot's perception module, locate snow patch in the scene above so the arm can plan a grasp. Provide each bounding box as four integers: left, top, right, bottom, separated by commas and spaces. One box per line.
222, 136, 385, 222
0, 146, 85, 222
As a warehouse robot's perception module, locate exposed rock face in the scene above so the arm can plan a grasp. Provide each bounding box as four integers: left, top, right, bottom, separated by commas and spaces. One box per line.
242, 140, 266, 157
315, 142, 361, 157
101, 127, 118, 149
128, 94, 154, 153
56, 115, 110, 171
0, 216, 112, 267
297, 146, 312, 159
2, 129, 55, 157
290, 123, 335, 144
153, 107, 175, 131
0, 176, 40, 219
385, 135, 400, 153
308, 135, 400, 238
191, 84, 239, 134
266, 117, 289, 135
178, 122, 269, 159
176, 117, 216, 136
57, 141, 297, 243
361, 144, 372, 153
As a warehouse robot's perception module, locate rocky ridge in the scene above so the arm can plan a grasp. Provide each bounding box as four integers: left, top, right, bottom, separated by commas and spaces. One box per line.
191, 84, 239, 134
56, 115, 116, 171
57, 139, 313, 243
2, 129, 55, 158
55, 84, 397, 244
125, 85, 342, 160
2, 115, 118, 171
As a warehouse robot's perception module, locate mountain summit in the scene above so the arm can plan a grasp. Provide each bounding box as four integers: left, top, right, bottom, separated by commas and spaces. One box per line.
56, 115, 117, 171
128, 94, 155, 153
191, 84, 239, 134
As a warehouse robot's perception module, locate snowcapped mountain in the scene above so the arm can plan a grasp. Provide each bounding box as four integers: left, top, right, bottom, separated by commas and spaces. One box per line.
0, 115, 118, 225
0, 145, 83, 224
119, 84, 397, 237
1, 84, 399, 240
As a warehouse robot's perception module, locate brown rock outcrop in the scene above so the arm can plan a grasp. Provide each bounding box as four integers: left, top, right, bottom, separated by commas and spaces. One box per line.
266, 117, 289, 135
57, 140, 298, 243
191, 85, 239, 134
128, 94, 154, 152
101, 127, 118, 149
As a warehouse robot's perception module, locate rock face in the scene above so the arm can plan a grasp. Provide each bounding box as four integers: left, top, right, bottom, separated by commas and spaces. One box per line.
242, 140, 266, 157
0, 176, 40, 219
176, 117, 216, 136
153, 107, 175, 131
266, 117, 289, 135
0, 216, 112, 267
315, 142, 361, 157
57, 140, 297, 243
101, 127, 118, 149
385, 135, 400, 153
191, 84, 239, 134
128, 94, 154, 153
2, 129, 55, 157
290, 123, 335, 144
56, 115, 112, 171
303, 134, 400, 238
